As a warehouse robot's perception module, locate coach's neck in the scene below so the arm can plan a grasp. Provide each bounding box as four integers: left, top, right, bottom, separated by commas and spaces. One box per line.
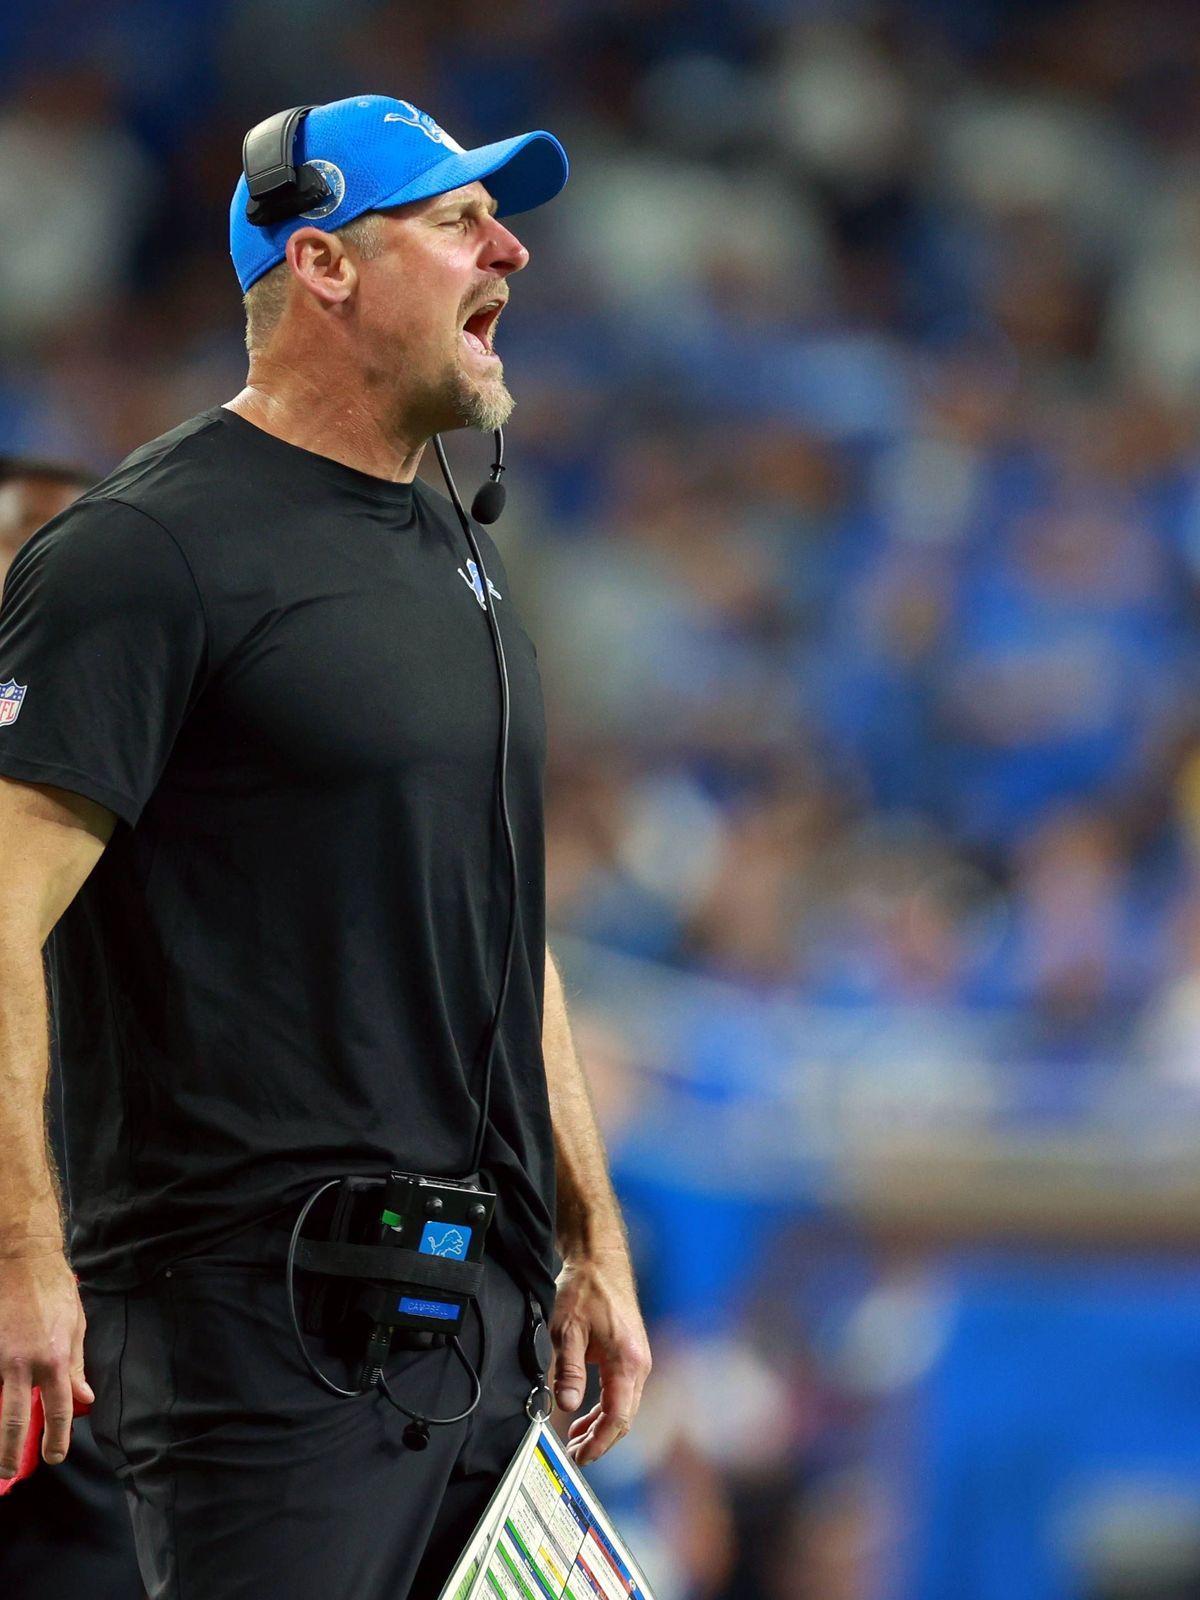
225, 347, 429, 486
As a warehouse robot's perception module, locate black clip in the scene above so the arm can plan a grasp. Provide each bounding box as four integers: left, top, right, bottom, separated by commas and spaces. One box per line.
522, 1292, 554, 1403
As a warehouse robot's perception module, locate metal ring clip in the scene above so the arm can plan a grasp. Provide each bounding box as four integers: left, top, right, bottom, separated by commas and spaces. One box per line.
526, 1383, 553, 1422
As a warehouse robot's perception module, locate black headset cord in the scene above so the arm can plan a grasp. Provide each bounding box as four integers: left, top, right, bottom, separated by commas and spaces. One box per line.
432, 431, 522, 1179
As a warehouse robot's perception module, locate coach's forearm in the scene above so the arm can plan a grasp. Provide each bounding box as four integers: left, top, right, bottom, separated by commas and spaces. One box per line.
542, 945, 651, 1458
0, 934, 60, 1256
543, 946, 629, 1266
0, 782, 110, 1472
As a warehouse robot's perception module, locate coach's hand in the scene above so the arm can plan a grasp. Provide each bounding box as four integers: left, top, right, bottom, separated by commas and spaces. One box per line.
550, 1247, 651, 1466
0, 1248, 92, 1475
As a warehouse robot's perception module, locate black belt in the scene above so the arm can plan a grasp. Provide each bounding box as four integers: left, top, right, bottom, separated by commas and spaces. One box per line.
291, 1236, 484, 1298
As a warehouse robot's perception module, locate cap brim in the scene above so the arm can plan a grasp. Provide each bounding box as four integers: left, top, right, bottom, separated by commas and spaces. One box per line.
373, 130, 568, 219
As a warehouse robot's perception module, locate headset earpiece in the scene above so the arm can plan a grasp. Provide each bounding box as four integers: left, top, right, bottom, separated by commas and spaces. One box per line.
243, 105, 331, 227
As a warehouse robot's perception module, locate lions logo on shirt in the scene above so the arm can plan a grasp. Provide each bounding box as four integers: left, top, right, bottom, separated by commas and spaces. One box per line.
0, 679, 26, 726
458, 560, 501, 611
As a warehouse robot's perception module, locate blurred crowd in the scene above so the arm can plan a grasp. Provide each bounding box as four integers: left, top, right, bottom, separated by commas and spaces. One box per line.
8, 2, 1200, 1596
8, 0, 1200, 1065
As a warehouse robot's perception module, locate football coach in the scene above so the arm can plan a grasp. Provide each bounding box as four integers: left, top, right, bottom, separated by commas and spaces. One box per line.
0, 95, 651, 1599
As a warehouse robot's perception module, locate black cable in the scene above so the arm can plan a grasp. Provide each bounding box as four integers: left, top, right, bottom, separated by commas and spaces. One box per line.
432, 432, 522, 1179
377, 1329, 483, 1426
285, 1179, 372, 1399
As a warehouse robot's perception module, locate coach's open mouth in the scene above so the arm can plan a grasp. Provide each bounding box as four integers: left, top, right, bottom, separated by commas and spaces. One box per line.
461, 300, 504, 358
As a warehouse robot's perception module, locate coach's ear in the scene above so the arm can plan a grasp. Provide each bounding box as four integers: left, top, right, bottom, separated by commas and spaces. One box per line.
285, 227, 358, 311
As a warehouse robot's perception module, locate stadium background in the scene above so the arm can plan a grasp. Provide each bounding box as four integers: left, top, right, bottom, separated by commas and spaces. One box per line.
6, 1, 1200, 1595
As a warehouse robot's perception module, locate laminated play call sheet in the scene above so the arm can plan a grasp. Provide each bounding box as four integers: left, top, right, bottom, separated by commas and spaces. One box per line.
440, 1418, 657, 1600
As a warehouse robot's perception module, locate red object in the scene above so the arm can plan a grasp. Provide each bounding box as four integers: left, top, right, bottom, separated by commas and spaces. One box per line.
0, 1388, 90, 1495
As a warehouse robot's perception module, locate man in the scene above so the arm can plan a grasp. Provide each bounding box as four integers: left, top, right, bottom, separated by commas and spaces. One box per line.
0, 456, 142, 1600
0, 95, 651, 1600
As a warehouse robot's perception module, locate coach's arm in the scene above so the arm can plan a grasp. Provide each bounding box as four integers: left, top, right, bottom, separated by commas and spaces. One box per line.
0, 776, 114, 1477
542, 944, 651, 1465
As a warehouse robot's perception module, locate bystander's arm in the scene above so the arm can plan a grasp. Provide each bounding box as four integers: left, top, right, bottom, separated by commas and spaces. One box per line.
542, 944, 651, 1464
0, 778, 113, 1476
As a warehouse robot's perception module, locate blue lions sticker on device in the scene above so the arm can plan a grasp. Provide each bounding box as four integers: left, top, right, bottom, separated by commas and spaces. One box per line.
419, 1221, 472, 1259
0, 680, 26, 726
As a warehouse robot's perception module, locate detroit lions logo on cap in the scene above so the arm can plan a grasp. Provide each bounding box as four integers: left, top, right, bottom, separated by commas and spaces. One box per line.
383, 101, 465, 153
300, 159, 346, 221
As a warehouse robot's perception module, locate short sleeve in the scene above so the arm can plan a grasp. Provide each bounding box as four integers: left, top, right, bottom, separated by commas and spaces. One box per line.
0, 497, 208, 826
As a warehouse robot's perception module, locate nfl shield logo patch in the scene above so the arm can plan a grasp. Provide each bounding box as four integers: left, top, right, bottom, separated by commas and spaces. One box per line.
0, 679, 26, 727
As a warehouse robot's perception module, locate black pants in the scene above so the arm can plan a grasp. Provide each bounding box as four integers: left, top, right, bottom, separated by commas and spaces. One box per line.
0, 1416, 142, 1599
82, 1226, 536, 1600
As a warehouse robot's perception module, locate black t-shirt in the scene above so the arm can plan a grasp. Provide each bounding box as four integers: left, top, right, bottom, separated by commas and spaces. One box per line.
0, 407, 557, 1311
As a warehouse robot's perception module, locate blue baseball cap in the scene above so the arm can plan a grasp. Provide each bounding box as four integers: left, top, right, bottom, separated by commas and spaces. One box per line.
229, 94, 569, 293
